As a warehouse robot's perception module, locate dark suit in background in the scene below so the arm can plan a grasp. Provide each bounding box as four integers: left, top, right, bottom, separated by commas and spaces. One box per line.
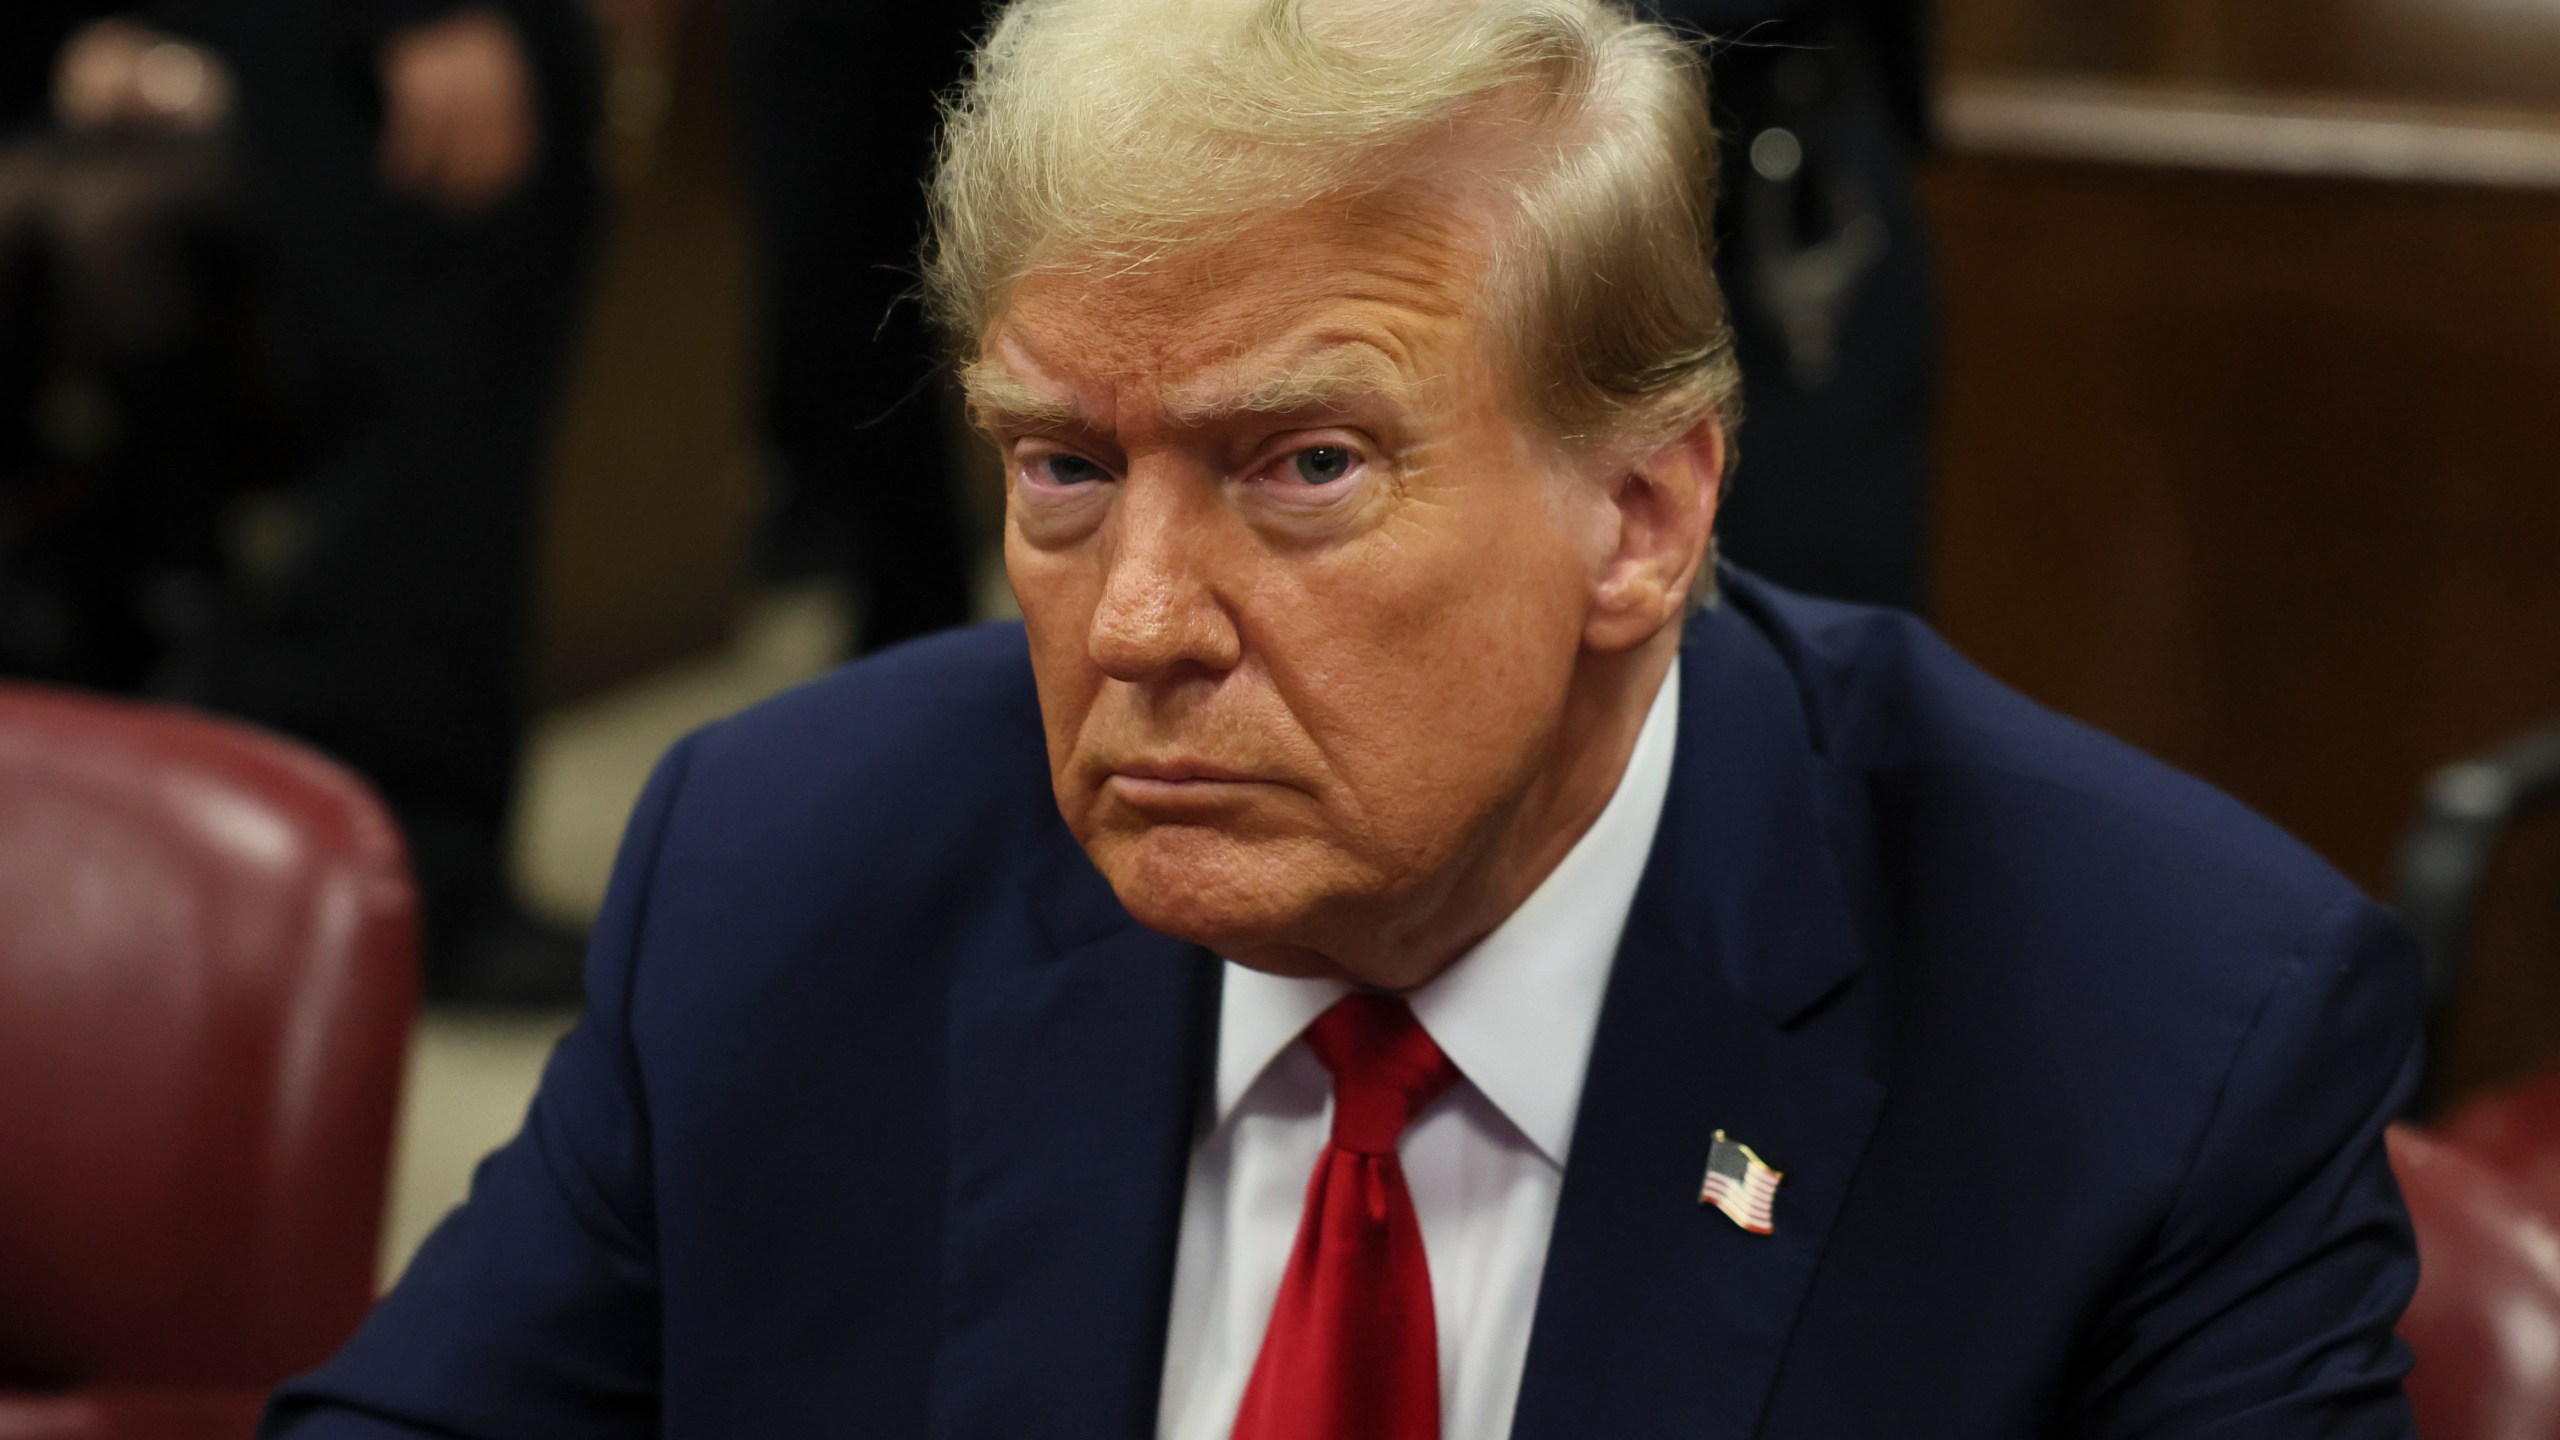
728, 0, 979, 651
2, 6, 245, 692
1670, 0, 1936, 614
261, 572, 2421, 1437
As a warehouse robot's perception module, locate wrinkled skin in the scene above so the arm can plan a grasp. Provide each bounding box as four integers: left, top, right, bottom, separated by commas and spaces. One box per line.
973, 197, 1722, 990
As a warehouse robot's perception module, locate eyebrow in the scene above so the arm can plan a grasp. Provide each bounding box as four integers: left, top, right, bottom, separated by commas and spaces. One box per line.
960, 360, 1083, 432
1162, 346, 1410, 427
960, 343, 1412, 435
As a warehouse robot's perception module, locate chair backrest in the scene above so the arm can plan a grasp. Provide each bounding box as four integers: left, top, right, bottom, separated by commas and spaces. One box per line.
2389, 1122, 2560, 1440
0, 685, 415, 1393
2440, 1067, 2560, 1226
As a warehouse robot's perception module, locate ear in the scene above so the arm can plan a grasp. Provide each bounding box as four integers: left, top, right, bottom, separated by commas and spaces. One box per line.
1583, 417, 1725, 653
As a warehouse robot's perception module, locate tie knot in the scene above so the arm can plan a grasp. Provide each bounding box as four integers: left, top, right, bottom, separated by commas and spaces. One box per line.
1304, 994, 1459, 1155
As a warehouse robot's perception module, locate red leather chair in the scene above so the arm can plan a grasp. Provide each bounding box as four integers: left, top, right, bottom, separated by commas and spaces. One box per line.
2392, 719, 2560, 1436
0, 685, 418, 1440
2440, 1069, 2560, 1228
2392, 1121, 2560, 1439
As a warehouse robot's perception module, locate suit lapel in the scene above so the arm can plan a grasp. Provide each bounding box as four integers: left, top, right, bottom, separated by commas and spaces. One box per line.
932, 821, 1218, 1440
1511, 602, 1887, 1440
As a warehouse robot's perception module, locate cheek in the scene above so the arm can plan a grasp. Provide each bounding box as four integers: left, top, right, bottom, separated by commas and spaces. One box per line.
1314, 597, 1573, 816
1006, 533, 1107, 802
1253, 467, 1588, 855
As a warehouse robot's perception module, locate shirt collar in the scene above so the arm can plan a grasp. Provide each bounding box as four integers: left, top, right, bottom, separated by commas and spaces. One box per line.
1212, 658, 1683, 1166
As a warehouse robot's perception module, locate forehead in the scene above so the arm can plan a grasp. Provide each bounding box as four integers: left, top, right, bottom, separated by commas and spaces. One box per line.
970, 198, 1493, 426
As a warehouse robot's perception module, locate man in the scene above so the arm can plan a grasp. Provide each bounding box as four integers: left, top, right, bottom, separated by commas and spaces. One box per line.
265, 1, 2423, 1435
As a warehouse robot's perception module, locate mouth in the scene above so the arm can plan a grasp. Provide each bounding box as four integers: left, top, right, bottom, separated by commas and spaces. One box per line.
1111, 758, 1262, 785
1099, 758, 1286, 814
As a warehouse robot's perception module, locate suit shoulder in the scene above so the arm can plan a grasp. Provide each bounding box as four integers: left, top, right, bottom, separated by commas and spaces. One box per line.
1724, 580, 2420, 1188
659, 621, 1054, 870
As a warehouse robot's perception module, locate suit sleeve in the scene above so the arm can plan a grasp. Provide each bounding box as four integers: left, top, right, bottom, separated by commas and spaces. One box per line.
2069, 898, 2424, 1439
259, 735, 698, 1439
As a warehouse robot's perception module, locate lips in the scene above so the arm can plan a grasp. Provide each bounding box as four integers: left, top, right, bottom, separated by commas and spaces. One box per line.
1110, 758, 1261, 785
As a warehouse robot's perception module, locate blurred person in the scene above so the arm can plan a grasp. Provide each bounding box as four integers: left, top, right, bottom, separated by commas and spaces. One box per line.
1670, 0, 1936, 612
264, 2, 2422, 1435
14, 0, 601, 1002
0, 16, 240, 694
728, 0, 983, 652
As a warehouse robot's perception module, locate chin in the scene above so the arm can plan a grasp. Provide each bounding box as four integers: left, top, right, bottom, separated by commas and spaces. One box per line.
1084, 823, 1346, 955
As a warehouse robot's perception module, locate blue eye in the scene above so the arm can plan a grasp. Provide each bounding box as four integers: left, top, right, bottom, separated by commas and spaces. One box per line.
1288, 447, 1354, 485
1039, 454, 1108, 486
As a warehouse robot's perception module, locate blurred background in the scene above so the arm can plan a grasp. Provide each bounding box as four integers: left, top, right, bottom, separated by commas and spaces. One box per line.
2, 0, 2558, 1429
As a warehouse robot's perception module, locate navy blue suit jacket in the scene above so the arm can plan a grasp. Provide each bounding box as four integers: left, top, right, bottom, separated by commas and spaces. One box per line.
266, 573, 2422, 1438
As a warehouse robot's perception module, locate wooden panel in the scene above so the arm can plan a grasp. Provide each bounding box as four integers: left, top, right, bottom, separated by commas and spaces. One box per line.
1942, 0, 2150, 76
2220, 0, 2560, 108
1942, 0, 2560, 107
1941, 79, 2560, 191
1927, 114, 2560, 1100
1941, 0, 2055, 74
2452, 815, 2560, 1104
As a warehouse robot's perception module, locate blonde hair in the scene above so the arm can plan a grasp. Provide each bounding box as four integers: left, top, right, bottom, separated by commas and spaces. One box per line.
923, 0, 1740, 454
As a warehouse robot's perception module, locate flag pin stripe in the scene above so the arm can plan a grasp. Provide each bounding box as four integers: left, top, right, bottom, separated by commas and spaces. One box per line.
1699, 1128, 1782, 1235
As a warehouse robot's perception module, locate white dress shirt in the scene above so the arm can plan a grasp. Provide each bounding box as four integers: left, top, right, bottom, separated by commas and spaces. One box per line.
1155, 661, 1681, 1440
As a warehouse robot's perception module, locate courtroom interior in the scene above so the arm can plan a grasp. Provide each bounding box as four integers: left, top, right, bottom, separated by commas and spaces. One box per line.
2, 0, 2558, 1433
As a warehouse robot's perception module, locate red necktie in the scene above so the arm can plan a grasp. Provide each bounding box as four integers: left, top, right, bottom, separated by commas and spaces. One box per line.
1230, 994, 1461, 1440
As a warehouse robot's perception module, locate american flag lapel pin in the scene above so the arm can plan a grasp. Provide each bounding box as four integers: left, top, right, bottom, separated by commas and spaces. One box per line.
1698, 1129, 1781, 1235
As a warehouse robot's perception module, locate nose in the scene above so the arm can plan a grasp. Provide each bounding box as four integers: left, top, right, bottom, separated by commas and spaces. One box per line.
1088, 469, 1242, 683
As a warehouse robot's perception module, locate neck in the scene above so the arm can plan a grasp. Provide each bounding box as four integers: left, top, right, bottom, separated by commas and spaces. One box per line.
1235, 629, 1680, 991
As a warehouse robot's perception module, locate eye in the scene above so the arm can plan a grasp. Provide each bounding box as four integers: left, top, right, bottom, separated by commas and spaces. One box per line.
1034, 453, 1111, 487
1285, 446, 1355, 485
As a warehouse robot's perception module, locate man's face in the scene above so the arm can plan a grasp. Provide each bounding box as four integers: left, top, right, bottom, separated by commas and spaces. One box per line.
977, 203, 1616, 974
